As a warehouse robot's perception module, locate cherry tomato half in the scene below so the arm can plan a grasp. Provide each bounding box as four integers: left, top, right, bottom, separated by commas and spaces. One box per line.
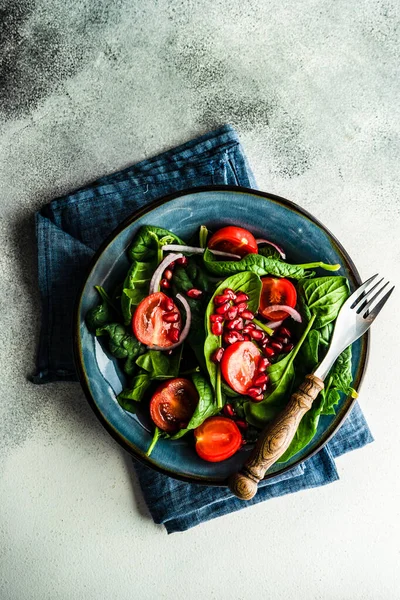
150, 378, 199, 433
259, 277, 297, 321
194, 417, 242, 462
132, 292, 181, 347
220, 341, 261, 394
208, 226, 258, 258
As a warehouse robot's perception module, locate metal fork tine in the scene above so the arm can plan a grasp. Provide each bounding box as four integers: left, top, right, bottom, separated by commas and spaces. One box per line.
356, 280, 389, 314
364, 286, 395, 322
348, 273, 379, 309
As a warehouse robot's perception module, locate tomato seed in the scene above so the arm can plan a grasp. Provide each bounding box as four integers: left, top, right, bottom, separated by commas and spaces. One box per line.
283, 343, 294, 353
164, 269, 173, 281
223, 403, 235, 418
258, 357, 271, 371
278, 327, 291, 338
263, 346, 275, 358
270, 341, 283, 352
247, 386, 263, 398
214, 294, 231, 306
236, 301, 248, 313
163, 297, 175, 312
210, 314, 223, 323
241, 310, 254, 320
235, 419, 248, 431
187, 288, 203, 298
215, 302, 230, 315
176, 256, 188, 266
250, 329, 263, 340
223, 288, 237, 300
162, 312, 179, 323
226, 306, 238, 320
212, 347, 225, 363
168, 328, 180, 343
254, 373, 268, 386
211, 321, 223, 336
234, 292, 249, 304
160, 278, 170, 289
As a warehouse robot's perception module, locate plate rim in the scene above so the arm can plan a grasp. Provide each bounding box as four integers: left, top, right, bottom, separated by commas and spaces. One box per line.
73, 184, 369, 486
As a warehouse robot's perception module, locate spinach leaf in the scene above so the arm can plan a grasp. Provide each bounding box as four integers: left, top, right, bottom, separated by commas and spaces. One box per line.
171, 373, 219, 439
121, 260, 155, 325
204, 272, 262, 408
95, 323, 145, 374
86, 286, 117, 332
318, 322, 334, 348
128, 225, 185, 262
258, 245, 282, 260
298, 276, 350, 328
146, 427, 166, 457
117, 373, 151, 413
298, 329, 320, 373
245, 314, 316, 428
136, 348, 182, 379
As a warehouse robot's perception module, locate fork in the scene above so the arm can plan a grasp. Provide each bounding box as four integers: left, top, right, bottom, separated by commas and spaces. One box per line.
229, 274, 394, 501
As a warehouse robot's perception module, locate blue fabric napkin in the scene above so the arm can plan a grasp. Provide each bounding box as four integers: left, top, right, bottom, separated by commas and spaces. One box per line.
32, 124, 373, 533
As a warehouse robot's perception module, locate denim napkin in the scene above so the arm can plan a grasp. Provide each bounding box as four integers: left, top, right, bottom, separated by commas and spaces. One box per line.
32, 124, 373, 533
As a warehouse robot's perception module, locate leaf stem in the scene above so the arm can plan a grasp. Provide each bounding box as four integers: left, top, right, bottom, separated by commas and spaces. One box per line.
290, 314, 317, 364
199, 225, 208, 249
216, 366, 223, 409
295, 262, 341, 272
146, 427, 161, 457
253, 318, 274, 336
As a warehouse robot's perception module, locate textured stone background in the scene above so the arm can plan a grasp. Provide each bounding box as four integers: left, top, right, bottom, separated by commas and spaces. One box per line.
1, 1, 399, 599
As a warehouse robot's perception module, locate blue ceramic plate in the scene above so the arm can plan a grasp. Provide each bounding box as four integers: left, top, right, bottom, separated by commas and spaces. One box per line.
74, 186, 368, 485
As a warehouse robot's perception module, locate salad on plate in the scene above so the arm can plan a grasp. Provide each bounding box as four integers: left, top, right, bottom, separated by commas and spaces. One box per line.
86, 224, 357, 463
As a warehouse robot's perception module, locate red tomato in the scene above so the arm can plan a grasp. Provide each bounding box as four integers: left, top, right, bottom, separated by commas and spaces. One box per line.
150, 378, 198, 433
208, 226, 258, 257
194, 417, 242, 462
259, 277, 297, 321
132, 292, 181, 347
220, 341, 261, 394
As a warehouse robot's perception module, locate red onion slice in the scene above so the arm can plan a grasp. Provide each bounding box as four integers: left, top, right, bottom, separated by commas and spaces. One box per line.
161, 244, 240, 260
264, 305, 302, 322
265, 319, 284, 329
256, 239, 286, 260
147, 293, 191, 351
149, 252, 183, 295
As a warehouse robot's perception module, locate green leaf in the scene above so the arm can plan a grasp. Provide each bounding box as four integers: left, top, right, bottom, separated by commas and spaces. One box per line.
86, 286, 117, 332
203, 248, 316, 280
318, 322, 334, 347
258, 245, 282, 260
117, 373, 151, 413
203, 272, 262, 406
136, 348, 182, 379
128, 225, 185, 262
121, 260, 155, 325
298, 276, 350, 328
171, 373, 219, 439
95, 323, 145, 373
298, 329, 320, 373
146, 427, 166, 457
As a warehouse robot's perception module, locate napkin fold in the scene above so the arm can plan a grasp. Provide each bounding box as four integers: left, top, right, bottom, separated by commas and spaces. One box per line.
32, 124, 373, 533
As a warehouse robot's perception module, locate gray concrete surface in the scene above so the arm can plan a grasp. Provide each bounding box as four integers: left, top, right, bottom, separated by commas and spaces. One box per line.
1, 1, 399, 599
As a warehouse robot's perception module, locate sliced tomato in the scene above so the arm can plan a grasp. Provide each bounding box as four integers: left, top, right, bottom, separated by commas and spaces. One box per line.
220, 341, 261, 395
149, 378, 198, 433
132, 292, 181, 348
259, 277, 297, 321
194, 417, 242, 462
208, 226, 258, 258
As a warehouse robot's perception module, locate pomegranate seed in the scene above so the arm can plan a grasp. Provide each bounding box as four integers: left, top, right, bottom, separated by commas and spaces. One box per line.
223, 288, 237, 300
247, 386, 263, 398
242, 333, 251, 341
226, 317, 244, 331
210, 314, 223, 323
168, 327, 180, 343
254, 394, 264, 402
250, 329, 263, 341
223, 403, 235, 418
168, 261, 175, 269
223, 331, 244, 345
162, 311, 179, 323
261, 335, 270, 346
235, 419, 248, 431
278, 327, 291, 338
254, 373, 269, 386
258, 357, 270, 371
211, 321, 223, 336
241, 310, 254, 320
283, 343, 294, 353
275, 335, 289, 345
236, 302, 248, 314
271, 341, 283, 352
264, 346, 275, 358
163, 269, 173, 281
243, 323, 256, 333
226, 306, 238, 320
241, 438, 247, 446
160, 278, 170, 289
214, 294, 231, 306
212, 347, 225, 363
176, 256, 188, 266
187, 288, 203, 299
216, 302, 230, 315
163, 296, 175, 312
234, 292, 249, 304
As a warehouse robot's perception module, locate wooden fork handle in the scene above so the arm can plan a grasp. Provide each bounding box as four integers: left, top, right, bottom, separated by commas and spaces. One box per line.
229, 374, 324, 501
